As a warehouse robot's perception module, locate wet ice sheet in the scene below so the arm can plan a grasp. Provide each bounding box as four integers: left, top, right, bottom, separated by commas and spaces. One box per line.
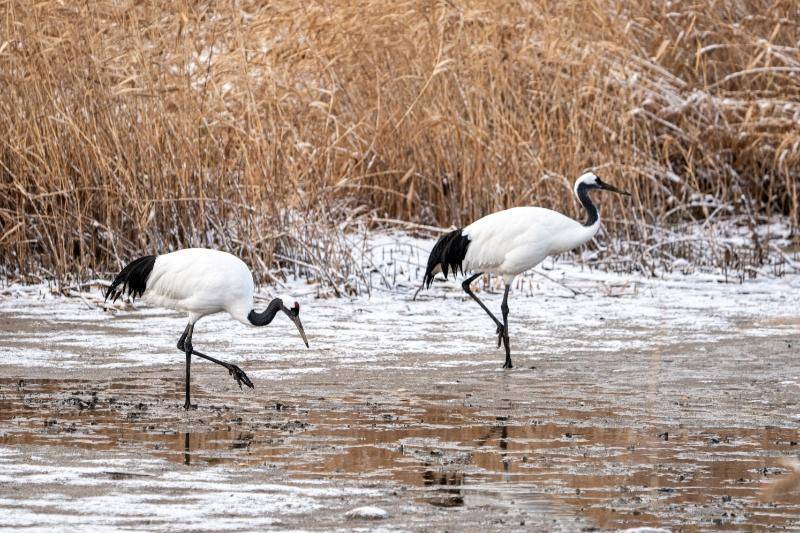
2, 375, 800, 531
0, 237, 799, 530
0, 445, 382, 531
0, 259, 797, 371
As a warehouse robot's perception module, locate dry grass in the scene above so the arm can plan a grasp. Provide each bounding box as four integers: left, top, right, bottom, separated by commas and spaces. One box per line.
1, 0, 798, 287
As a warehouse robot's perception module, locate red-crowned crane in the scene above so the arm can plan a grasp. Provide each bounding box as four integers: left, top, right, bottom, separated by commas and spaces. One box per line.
105, 248, 309, 409
421, 172, 630, 369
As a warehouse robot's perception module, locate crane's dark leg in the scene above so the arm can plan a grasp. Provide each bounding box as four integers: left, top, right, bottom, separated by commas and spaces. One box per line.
177, 323, 191, 351
175, 323, 253, 399
189, 349, 253, 390
501, 284, 512, 369
177, 323, 196, 409
462, 273, 507, 348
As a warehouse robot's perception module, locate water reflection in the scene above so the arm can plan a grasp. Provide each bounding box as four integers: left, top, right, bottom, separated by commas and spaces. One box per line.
423, 470, 465, 507
2, 377, 800, 529
474, 422, 510, 477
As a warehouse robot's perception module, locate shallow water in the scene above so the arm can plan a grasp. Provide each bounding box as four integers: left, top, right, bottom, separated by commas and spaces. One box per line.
1, 272, 799, 530
2, 372, 800, 530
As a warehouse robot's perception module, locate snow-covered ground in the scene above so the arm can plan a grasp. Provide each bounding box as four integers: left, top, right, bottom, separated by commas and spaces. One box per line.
1, 231, 796, 371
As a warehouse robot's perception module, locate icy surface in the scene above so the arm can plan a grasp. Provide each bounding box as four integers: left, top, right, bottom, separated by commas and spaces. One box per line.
344, 506, 390, 519
0, 231, 797, 370
0, 231, 798, 530
0, 446, 376, 531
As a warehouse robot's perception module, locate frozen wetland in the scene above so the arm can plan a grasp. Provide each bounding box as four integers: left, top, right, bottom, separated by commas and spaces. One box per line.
0, 234, 799, 531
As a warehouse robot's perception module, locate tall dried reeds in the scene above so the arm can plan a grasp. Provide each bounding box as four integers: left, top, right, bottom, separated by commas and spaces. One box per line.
1, 0, 798, 286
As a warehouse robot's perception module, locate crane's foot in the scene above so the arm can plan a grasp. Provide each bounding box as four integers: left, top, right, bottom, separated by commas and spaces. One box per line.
183, 402, 198, 410
503, 358, 513, 369
225, 363, 254, 390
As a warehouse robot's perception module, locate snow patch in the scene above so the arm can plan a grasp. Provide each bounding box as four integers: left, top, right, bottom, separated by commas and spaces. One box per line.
344, 506, 390, 520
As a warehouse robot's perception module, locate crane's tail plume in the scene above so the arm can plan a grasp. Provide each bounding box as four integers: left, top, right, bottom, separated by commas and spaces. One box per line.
105, 255, 157, 302
422, 229, 470, 289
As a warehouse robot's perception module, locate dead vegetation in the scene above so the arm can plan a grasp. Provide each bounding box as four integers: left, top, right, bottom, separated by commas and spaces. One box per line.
0, 0, 798, 288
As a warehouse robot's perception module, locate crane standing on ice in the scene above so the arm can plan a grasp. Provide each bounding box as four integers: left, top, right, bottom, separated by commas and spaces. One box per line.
105, 248, 309, 409
421, 172, 630, 369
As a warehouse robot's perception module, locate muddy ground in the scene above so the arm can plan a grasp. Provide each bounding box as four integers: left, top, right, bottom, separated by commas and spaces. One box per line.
1, 269, 799, 531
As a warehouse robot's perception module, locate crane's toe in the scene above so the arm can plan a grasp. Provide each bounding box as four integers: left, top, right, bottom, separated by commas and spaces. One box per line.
227, 364, 254, 390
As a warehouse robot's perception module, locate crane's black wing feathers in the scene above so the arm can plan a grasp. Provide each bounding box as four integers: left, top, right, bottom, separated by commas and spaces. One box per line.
105, 255, 157, 302
423, 229, 471, 288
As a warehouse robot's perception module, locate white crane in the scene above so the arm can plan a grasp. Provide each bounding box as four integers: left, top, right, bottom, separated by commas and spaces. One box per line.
420, 172, 630, 369
105, 248, 309, 409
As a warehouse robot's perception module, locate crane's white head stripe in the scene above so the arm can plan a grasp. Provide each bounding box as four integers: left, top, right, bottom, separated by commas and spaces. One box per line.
573, 172, 599, 199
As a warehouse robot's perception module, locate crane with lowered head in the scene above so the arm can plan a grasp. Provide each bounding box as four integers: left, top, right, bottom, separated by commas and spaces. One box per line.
105, 248, 309, 409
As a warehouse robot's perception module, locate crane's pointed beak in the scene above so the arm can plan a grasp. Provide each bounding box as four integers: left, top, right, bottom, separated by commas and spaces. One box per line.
288, 302, 309, 348
600, 181, 631, 196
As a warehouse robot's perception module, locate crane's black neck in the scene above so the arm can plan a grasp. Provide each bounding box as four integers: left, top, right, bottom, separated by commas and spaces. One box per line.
247, 298, 284, 326
576, 183, 599, 227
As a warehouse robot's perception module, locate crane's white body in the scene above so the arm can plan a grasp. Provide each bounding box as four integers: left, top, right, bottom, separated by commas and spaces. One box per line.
106, 247, 308, 405
144, 248, 255, 325
462, 206, 599, 282
421, 171, 625, 369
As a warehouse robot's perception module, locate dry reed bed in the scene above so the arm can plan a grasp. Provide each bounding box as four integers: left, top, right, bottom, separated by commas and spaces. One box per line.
0, 0, 798, 290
